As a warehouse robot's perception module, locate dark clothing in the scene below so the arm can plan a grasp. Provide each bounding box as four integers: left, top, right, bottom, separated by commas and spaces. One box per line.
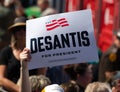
92, 63, 99, 82
46, 66, 64, 84
73, 81, 85, 92
99, 45, 120, 82
21, 0, 36, 7
0, 46, 38, 84
0, 46, 20, 83
77, 85, 84, 92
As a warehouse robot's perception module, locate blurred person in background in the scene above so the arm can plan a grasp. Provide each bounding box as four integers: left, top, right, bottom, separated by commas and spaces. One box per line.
61, 81, 80, 92
62, 63, 93, 92
112, 79, 120, 92
4, 0, 22, 12
15, 2, 27, 18
74, 63, 93, 92
99, 30, 120, 82
4, 0, 26, 17
4, 0, 16, 9
0, 0, 15, 50
0, 0, 26, 50
46, 65, 66, 84
108, 71, 120, 92
85, 82, 111, 92
63, 64, 77, 83
21, 0, 36, 8
0, 17, 26, 92
28, 75, 51, 92
37, 0, 57, 17
0, 16, 46, 91
61, 64, 79, 92
42, 84, 64, 92
5, 0, 27, 18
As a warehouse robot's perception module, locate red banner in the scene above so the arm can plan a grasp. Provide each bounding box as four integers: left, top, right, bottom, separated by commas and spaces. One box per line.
65, 0, 80, 12
65, 0, 116, 52
98, 0, 114, 52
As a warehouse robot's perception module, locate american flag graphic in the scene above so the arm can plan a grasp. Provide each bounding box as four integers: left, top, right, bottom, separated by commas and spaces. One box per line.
46, 18, 69, 31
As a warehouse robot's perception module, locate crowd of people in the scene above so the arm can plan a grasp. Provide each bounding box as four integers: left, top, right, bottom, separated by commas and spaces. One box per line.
0, 0, 120, 92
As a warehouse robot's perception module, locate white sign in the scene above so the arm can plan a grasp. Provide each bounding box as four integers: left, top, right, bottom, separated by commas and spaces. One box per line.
26, 9, 99, 69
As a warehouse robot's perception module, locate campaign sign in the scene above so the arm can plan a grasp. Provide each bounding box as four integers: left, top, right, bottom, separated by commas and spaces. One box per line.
26, 9, 99, 69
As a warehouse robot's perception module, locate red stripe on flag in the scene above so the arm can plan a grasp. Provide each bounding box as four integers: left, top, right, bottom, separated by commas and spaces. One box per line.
61, 24, 69, 27
46, 20, 58, 27
58, 18, 66, 22
47, 25, 59, 31
52, 20, 57, 22
46, 22, 58, 27
59, 21, 68, 24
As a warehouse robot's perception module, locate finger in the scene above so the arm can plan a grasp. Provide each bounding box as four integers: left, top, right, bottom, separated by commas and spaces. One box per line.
22, 50, 30, 55
23, 48, 30, 53
23, 54, 29, 58
21, 54, 31, 61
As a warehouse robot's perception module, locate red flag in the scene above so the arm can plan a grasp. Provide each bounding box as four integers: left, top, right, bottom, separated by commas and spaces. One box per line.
98, 0, 114, 52
65, 0, 80, 12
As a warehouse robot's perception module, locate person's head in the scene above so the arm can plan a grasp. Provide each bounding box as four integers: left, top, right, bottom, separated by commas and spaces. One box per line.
29, 75, 51, 92
15, 4, 25, 17
37, 0, 49, 12
114, 30, 120, 48
3, 0, 15, 8
74, 63, 93, 88
112, 79, 120, 92
61, 81, 80, 92
110, 71, 120, 92
42, 84, 64, 92
85, 82, 111, 92
63, 64, 77, 80
8, 17, 26, 50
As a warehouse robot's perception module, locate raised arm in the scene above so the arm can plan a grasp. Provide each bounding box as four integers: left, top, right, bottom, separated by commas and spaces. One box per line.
19, 48, 31, 92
